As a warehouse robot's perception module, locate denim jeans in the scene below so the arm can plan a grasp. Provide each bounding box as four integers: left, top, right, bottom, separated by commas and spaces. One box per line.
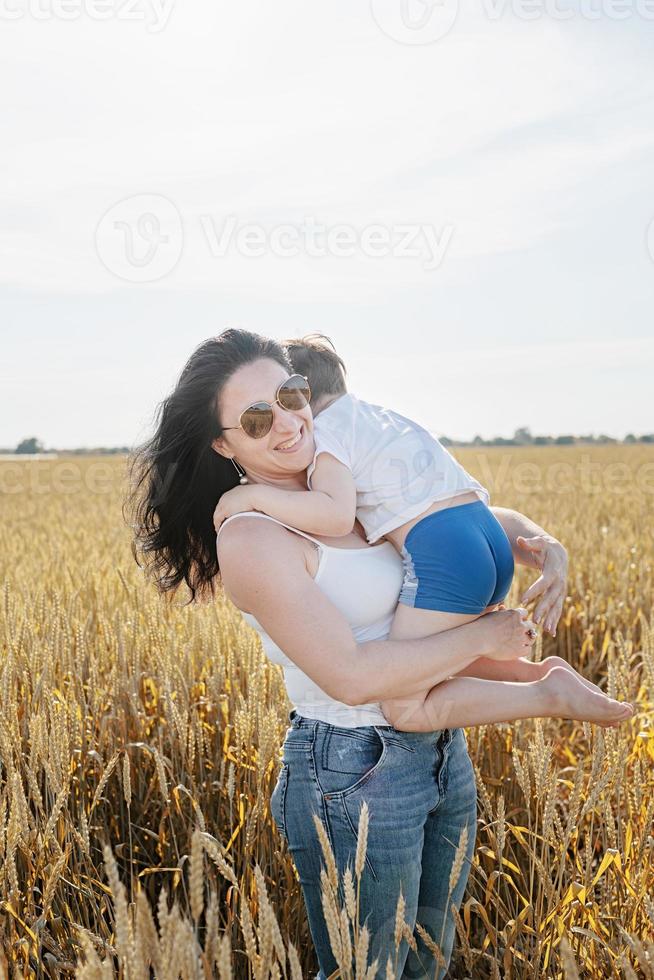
270, 709, 478, 979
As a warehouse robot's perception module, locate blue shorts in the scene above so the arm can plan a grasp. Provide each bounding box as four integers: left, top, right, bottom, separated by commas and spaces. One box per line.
397, 500, 515, 614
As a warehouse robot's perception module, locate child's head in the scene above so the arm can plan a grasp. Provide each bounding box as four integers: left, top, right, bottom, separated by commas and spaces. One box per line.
281, 333, 348, 409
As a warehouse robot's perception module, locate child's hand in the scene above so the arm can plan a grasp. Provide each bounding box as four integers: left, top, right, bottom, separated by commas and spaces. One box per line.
213, 486, 259, 532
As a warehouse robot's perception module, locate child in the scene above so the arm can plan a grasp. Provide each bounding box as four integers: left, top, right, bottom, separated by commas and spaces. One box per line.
213, 335, 634, 732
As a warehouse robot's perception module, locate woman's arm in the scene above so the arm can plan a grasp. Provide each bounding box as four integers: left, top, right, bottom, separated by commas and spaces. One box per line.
491, 506, 568, 636
218, 517, 536, 707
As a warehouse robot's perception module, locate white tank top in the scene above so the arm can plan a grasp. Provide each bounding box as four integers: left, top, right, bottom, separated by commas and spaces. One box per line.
217, 511, 405, 727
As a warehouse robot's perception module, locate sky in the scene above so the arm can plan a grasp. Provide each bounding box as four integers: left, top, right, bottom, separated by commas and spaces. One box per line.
1, 1, 653, 448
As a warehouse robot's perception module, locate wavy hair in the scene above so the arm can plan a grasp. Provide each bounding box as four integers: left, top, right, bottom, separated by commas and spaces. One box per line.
124, 329, 292, 603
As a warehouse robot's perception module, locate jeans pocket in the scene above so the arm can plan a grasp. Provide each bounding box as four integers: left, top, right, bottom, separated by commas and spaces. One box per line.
318, 728, 387, 798
443, 730, 478, 812
270, 762, 289, 839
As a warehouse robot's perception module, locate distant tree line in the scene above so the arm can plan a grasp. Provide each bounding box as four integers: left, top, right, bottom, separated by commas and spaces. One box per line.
438, 427, 654, 448
5, 438, 130, 455
3, 428, 653, 455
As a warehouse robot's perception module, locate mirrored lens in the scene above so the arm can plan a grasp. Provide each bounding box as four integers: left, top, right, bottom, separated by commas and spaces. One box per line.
278, 374, 311, 411
240, 403, 274, 438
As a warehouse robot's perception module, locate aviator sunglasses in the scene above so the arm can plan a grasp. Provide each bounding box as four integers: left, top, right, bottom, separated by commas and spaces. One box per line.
221, 373, 312, 439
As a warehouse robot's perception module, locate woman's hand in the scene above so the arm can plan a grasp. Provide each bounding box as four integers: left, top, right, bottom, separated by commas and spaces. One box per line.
489, 509, 568, 638
480, 607, 539, 661
213, 486, 260, 532
517, 535, 568, 637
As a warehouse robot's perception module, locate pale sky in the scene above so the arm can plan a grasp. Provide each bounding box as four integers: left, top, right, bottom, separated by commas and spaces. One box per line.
2, 1, 653, 448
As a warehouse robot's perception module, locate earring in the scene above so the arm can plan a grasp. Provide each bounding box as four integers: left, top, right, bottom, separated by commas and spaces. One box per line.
230, 457, 249, 485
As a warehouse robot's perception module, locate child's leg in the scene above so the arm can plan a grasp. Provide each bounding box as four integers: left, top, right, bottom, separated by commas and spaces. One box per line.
382, 503, 633, 731
456, 652, 608, 696
444, 603, 608, 697
384, 666, 633, 732
383, 601, 619, 729
379, 503, 511, 729
458, 603, 611, 697
380, 603, 479, 729
383, 605, 623, 730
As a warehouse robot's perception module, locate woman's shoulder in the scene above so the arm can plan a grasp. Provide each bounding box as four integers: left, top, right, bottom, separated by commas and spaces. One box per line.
216, 511, 311, 611
217, 512, 305, 554
217, 513, 312, 595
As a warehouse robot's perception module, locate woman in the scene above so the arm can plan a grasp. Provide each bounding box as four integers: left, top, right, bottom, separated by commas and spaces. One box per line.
128, 329, 570, 979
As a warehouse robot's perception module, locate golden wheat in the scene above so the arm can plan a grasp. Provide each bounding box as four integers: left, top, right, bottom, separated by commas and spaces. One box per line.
0, 447, 652, 977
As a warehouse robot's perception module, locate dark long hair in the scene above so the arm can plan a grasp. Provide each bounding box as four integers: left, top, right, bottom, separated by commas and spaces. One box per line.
124, 329, 292, 604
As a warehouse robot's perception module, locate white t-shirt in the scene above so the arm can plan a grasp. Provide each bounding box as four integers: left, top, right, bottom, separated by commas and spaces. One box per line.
307, 392, 490, 544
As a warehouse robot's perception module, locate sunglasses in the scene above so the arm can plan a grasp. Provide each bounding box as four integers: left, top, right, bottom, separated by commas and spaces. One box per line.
221, 373, 312, 439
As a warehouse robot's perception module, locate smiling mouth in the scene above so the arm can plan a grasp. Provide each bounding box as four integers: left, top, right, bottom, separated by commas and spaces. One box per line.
275, 425, 304, 451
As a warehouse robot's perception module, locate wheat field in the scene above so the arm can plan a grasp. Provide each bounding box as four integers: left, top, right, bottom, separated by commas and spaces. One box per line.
0, 446, 652, 979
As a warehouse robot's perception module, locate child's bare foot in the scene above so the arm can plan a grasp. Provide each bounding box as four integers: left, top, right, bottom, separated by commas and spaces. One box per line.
538, 656, 604, 696
518, 656, 608, 700
542, 665, 634, 725
538, 657, 629, 727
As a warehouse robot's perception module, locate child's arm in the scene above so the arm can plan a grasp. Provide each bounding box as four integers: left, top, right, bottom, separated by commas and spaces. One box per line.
213, 452, 357, 537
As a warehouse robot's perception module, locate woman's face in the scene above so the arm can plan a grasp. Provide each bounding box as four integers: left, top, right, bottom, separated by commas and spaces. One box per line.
211, 358, 316, 484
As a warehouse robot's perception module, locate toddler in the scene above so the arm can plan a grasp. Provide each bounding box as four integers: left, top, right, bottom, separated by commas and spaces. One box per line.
214, 335, 633, 732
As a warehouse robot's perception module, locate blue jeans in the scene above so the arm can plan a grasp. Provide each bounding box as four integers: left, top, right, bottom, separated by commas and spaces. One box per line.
270, 709, 478, 979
